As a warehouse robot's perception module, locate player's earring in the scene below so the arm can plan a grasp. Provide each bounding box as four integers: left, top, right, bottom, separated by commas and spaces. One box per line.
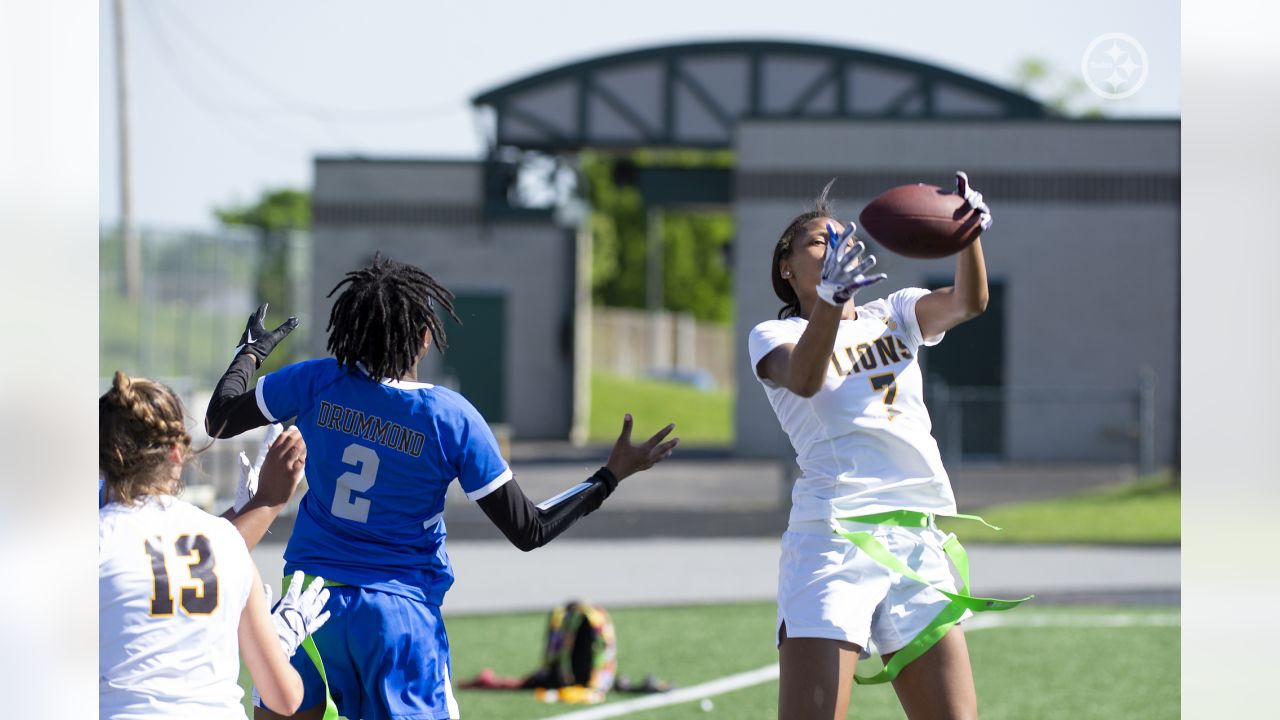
782, 271, 791, 278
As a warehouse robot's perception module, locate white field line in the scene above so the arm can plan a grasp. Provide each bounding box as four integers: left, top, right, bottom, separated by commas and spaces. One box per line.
546, 612, 1180, 720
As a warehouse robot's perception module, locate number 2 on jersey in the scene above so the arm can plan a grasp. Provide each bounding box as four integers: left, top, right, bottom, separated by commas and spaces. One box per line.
332, 443, 380, 523
868, 372, 902, 420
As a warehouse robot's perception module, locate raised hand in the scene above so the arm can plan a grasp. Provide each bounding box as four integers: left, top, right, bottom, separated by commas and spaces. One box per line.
815, 222, 887, 307
271, 571, 331, 658
233, 423, 284, 513
234, 303, 299, 365
955, 171, 993, 232
254, 425, 306, 507
604, 414, 679, 482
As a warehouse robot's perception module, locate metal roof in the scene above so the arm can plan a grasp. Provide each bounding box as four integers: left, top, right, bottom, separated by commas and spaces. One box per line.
472, 40, 1048, 151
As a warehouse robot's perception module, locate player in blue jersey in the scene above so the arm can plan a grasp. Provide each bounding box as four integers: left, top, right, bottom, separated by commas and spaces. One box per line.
205, 256, 679, 720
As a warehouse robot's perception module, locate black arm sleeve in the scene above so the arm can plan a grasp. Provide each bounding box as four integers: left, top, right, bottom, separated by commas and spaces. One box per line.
475, 467, 619, 552
204, 353, 270, 438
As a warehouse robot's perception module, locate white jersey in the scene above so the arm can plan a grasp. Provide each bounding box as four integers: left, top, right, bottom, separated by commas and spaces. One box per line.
99, 496, 255, 719
748, 288, 955, 526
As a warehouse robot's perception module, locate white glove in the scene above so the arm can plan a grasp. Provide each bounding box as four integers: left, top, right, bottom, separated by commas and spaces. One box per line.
233, 423, 284, 512
815, 222, 887, 307
956, 171, 993, 232
271, 571, 331, 658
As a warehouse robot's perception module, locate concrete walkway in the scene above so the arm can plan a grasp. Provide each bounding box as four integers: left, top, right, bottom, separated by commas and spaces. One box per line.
251, 538, 1179, 615
247, 449, 1174, 614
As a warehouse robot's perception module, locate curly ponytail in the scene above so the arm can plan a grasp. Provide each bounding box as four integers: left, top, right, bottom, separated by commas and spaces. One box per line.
99, 371, 192, 504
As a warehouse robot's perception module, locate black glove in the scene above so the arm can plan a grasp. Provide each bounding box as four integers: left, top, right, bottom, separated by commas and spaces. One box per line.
235, 304, 298, 365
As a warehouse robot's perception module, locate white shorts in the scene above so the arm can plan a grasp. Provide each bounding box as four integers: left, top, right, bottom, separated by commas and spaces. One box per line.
776, 519, 970, 657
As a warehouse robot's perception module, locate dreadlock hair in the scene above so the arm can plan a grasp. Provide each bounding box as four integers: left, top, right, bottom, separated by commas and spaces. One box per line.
326, 253, 461, 381
100, 371, 192, 505
771, 178, 837, 319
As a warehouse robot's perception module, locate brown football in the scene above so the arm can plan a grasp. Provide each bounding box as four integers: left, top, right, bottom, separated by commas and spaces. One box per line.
857, 184, 983, 259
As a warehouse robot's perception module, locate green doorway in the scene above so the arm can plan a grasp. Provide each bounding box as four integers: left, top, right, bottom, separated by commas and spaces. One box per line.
922, 279, 1005, 459
440, 293, 507, 424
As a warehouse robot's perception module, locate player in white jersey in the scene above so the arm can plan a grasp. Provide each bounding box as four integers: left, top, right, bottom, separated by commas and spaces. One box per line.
749, 175, 1002, 719
99, 371, 331, 718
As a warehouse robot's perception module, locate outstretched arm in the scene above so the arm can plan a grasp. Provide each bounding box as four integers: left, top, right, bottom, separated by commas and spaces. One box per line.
915, 172, 993, 339
758, 223, 885, 397
757, 300, 844, 399
205, 354, 269, 439
205, 304, 297, 438
476, 415, 678, 551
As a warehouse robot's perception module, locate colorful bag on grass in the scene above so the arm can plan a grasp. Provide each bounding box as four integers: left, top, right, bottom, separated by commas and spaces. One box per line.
524, 600, 617, 692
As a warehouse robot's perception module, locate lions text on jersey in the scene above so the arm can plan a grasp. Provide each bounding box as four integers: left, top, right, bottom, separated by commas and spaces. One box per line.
748, 288, 956, 525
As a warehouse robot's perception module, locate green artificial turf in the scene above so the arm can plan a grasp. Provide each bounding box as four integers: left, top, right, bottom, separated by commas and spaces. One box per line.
241, 603, 1179, 719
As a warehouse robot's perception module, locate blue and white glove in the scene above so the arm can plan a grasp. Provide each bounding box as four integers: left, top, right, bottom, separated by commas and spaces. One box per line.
955, 171, 993, 232
270, 571, 331, 658
233, 423, 284, 513
815, 222, 887, 307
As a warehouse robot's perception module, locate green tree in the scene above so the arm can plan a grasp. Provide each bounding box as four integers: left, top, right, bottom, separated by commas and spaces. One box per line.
660, 210, 733, 324
580, 153, 646, 309
214, 188, 310, 369
1012, 56, 1104, 118
579, 151, 734, 323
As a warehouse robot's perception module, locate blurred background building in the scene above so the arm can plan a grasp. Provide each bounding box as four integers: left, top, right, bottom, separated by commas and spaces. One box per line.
101, 38, 1178, 509
307, 41, 1178, 467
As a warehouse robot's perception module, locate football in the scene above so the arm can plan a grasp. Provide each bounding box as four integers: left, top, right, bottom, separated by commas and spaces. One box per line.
857, 184, 983, 259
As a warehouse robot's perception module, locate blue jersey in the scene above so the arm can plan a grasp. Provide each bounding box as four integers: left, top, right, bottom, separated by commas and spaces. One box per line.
256, 358, 510, 604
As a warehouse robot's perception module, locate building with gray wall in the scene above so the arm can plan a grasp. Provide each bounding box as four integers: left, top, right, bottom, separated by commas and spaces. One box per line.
311, 158, 576, 440
732, 120, 1179, 465
309, 41, 1179, 466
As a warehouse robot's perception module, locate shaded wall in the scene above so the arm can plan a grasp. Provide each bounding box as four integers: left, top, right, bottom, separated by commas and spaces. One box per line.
732, 120, 1179, 464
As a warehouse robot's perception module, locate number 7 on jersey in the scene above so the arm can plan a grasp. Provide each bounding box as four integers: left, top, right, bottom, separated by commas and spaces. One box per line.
868, 372, 901, 420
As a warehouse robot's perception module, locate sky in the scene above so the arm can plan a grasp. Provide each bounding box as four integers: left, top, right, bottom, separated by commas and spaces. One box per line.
98, 0, 1180, 229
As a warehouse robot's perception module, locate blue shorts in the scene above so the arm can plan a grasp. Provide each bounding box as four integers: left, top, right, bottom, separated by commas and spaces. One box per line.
257, 585, 458, 720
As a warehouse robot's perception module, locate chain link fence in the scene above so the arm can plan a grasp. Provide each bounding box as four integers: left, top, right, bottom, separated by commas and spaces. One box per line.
928, 370, 1159, 475
100, 226, 311, 511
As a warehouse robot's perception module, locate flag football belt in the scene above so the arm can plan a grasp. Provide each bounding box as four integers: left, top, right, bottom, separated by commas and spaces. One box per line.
280, 573, 347, 720
833, 510, 1033, 685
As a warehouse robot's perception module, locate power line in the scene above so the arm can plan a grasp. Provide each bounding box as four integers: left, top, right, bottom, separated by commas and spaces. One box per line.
157, 2, 467, 125
133, 0, 309, 160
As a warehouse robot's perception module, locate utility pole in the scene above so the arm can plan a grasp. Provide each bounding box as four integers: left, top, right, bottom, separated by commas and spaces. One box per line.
114, 0, 141, 302
646, 206, 669, 374
645, 206, 663, 313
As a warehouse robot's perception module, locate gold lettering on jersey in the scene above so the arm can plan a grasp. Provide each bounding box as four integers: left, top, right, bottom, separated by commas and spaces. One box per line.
873, 337, 901, 365
895, 336, 913, 359
844, 346, 862, 374
856, 343, 876, 371
829, 334, 913, 378
830, 349, 850, 375
318, 401, 426, 457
